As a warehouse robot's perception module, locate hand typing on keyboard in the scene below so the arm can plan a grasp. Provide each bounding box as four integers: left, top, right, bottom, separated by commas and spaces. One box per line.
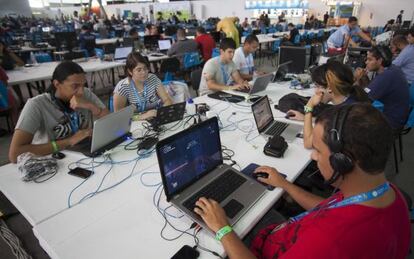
193, 197, 230, 233
231, 81, 250, 92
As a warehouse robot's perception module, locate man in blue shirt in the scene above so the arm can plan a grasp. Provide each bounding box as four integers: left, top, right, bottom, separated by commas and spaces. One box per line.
355, 46, 409, 129
79, 25, 96, 57
327, 17, 373, 50
392, 35, 414, 84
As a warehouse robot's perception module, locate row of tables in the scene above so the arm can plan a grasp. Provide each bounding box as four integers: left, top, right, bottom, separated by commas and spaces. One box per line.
0, 82, 314, 258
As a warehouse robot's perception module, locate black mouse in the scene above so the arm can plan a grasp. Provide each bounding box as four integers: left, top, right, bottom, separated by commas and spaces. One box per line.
52, 152, 65, 160
254, 172, 269, 179
285, 112, 295, 119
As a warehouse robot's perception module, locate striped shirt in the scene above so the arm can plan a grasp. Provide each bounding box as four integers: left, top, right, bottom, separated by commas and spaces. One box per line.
114, 73, 163, 112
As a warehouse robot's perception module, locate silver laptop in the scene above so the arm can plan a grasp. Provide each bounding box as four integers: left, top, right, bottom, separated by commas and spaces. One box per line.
156, 117, 266, 233
252, 95, 301, 142
158, 39, 171, 51
235, 73, 273, 95
67, 105, 134, 157
114, 46, 133, 62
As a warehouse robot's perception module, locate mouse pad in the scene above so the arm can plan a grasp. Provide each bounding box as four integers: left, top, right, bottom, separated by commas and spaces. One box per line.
240, 163, 287, 191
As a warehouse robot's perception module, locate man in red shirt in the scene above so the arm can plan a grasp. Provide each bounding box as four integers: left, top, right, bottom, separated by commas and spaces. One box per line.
194, 103, 411, 259
195, 26, 216, 62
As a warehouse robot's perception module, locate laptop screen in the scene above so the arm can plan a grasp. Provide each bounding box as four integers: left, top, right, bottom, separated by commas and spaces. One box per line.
114, 47, 132, 60
156, 117, 223, 199
251, 96, 274, 133
158, 39, 171, 50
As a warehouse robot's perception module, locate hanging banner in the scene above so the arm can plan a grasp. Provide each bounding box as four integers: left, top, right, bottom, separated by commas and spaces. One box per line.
245, 0, 309, 9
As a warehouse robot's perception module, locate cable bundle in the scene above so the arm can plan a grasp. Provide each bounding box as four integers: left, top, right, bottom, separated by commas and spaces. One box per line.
18, 153, 58, 183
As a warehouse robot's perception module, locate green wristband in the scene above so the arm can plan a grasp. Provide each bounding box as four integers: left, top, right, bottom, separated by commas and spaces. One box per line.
215, 225, 232, 241
51, 140, 59, 153
304, 105, 313, 114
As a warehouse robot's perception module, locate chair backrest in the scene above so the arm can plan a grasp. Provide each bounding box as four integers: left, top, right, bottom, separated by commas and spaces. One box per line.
190, 68, 203, 93
0, 81, 8, 109
183, 52, 201, 70
294, 34, 301, 45
212, 48, 220, 58
34, 53, 52, 63
160, 57, 181, 73
405, 108, 414, 128
272, 39, 282, 51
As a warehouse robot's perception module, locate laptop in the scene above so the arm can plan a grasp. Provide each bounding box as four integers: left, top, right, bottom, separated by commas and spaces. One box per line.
225, 73, 273, 97
156, 117, 266, 232
272, 61, 292, 82
148, 102, 186, 127
67, 105, 134, 157
158, 39, 172, 52
114, 46, 133, 62
252, 96, 301, 142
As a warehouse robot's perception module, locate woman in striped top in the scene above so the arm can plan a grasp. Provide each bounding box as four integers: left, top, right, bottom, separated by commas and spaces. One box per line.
113, 52, 172, 120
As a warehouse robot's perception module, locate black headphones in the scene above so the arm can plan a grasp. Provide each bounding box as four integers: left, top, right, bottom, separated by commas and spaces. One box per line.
47, 86, 73, 113
325, 105, 355, 185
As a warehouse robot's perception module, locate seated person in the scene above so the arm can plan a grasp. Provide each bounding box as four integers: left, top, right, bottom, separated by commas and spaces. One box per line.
232, 34, 263, 81
354, 46, 409, 129
167, 28, 199, 58
195, 26, 216, 61
198, 38, 250, 96
287, 61, 370, 149
9, 61, 109, 163
79, 24, 96, 57
129, 27, 139, 39
194, 103, 411, 258
113, 52, 172, 119
407, 28, 414, 45
327, 16, 373, 52
391, 34, 414, 84
0, 40, 24, 70
282, 23, 299, 45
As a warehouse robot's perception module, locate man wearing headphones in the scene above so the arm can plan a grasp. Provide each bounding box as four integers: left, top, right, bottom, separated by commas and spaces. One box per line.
9, 61, 109, 163
193, 104, 410, 258
355, 46, 409, 129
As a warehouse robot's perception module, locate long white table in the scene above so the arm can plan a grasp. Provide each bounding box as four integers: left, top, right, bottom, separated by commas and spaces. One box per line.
0, 83, 314, 258
95, 38, 123, 45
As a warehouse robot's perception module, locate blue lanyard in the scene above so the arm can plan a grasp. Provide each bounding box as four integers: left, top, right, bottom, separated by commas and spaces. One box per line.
130, 80, 148, 113
220, 62, 229, 86
65, 111, 79, 133
246, 54, 254, 74
289, 182, 390, 223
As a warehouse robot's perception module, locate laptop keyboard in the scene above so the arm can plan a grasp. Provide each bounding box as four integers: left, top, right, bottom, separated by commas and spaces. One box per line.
183, 170, 246, 218
264, 121, 288, 136
235, 87, 250, 93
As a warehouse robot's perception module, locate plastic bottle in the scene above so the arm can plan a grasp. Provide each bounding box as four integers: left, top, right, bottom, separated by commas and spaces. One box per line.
186, 98, 196, 116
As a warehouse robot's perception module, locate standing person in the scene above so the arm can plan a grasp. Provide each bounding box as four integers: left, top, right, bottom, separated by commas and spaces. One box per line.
192, 103, 411, 259
113, 52, 172, 119
195, 26, 216, 61
396, 10, 404, 25
216, 17, 240, 48
73, 10, 81, 33
327, 16, 374, 53
8, 61, 109, 163
198, 38, 250, 96
323, 11, 329, 25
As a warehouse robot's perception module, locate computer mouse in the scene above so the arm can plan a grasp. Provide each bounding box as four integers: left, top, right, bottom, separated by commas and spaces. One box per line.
52, 152, 65, 160
254, 172, 269, 179
285, 112, 295, 119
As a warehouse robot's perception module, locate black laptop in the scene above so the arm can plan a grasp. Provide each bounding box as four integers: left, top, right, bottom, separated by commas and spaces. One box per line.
148, 102, 186, 127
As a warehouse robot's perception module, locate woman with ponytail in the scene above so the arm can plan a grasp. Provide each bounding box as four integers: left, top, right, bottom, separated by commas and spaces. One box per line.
286, 60, 370, 149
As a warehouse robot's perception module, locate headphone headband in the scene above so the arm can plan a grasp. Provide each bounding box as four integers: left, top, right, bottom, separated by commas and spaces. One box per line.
329, 104, 353, 153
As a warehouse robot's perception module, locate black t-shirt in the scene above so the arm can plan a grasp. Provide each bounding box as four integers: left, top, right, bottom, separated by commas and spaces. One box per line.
289, 28, 299, 43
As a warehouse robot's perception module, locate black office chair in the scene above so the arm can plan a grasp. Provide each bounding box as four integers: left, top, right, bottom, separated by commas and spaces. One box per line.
190, 68, 202, 96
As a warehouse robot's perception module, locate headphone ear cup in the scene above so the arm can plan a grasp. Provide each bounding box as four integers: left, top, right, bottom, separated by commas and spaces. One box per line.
329, 152, 354, 175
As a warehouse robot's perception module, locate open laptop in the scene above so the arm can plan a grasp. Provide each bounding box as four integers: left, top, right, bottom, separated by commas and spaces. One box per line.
156, 117, 266, 232
148, 102, 186, 127
252, 96, 301, 142
114, 46, 133, 62
272, 61, 292, 82
158, 39, 172, 52
67, 105, 134, 157
224, 73, 273, 97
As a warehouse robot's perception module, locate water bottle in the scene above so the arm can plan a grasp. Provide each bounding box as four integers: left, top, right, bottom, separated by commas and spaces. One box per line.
186, 98, 196, 116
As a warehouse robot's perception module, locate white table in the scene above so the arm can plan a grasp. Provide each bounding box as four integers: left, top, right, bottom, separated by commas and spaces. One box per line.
11, 45, 56, 54
95, 38, 123, 45
0, 83, 314, 258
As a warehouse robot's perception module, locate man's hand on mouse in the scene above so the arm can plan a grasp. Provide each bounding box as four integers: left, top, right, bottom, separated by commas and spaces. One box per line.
254, 166, 289, 188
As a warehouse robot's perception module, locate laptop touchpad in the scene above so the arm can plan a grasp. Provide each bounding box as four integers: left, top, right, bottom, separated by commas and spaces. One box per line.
223, 199, 244, 219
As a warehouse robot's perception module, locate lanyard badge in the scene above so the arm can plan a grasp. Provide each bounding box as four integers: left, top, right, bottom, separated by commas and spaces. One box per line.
220, 63, 229, 86
66, 111, 79, 133
131, 80, 147, 113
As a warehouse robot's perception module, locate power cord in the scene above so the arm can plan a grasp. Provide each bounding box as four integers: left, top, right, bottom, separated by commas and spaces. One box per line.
18, 154, 58, 183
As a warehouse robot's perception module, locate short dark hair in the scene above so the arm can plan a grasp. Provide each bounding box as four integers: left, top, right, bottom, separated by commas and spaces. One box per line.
52, 61, 85, 83
315, 103, 393, 175
348, 16, 358, 23
392, 34, 408, 45
125, 52, 149, 77
219, 38, 236, 51
196, 26, 206, 34
369, 46, 393, 67
244, 34, 259, 44
288, 23, 295, 27
129, 27, 138, 36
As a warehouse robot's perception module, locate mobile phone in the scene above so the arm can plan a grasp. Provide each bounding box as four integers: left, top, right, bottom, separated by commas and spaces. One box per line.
171, 245, 199, 259
68, 167, 93, 179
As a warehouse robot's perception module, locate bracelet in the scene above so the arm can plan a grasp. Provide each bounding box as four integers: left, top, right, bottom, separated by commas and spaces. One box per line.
51, 140, 59, 153
132, 114, 140, 121
215, 225, 232, 241
304, 105, 313, 114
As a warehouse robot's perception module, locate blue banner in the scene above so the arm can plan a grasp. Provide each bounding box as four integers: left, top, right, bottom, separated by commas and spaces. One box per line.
245, 0, 309, 10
